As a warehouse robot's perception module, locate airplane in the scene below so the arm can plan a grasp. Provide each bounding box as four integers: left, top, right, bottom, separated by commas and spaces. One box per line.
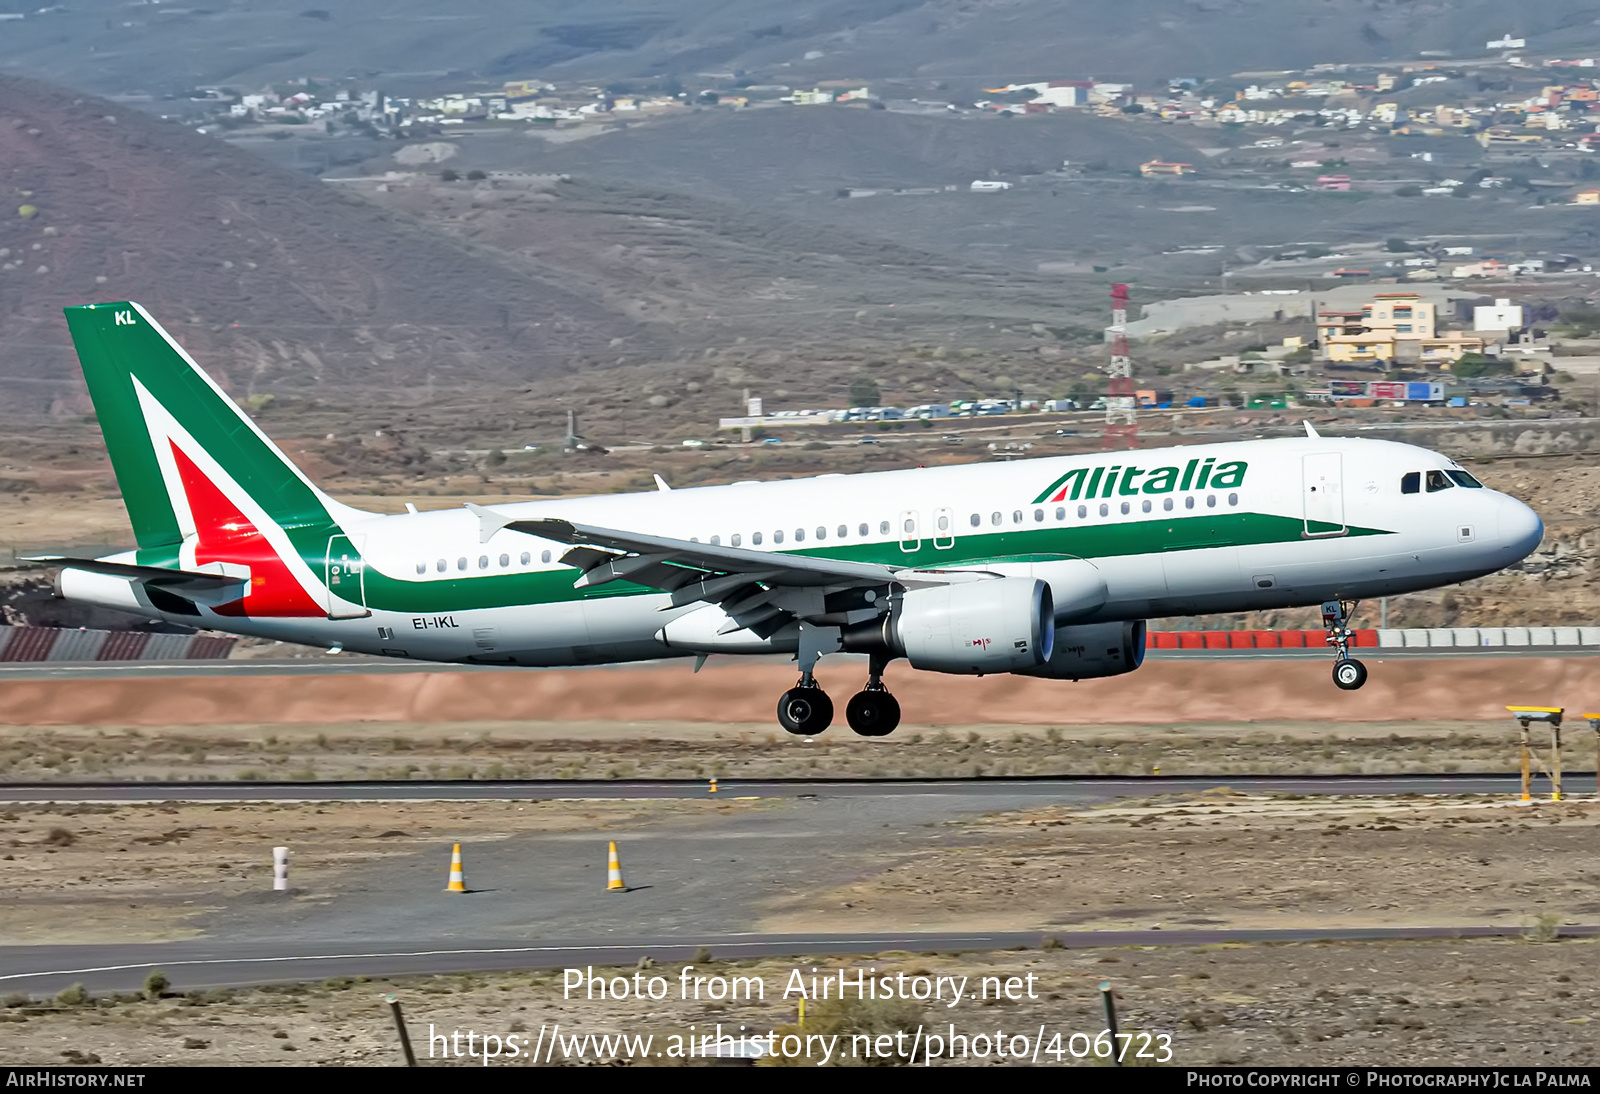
44, 301, 1544, 737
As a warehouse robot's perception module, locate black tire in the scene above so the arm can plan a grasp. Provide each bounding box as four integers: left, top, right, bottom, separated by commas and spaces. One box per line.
777, 687, 833, 735
1332, 658, 1368, 691
845, 690, 902, 737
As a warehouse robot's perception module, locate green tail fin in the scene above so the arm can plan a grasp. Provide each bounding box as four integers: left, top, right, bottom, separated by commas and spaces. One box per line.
64, 302, 354, 551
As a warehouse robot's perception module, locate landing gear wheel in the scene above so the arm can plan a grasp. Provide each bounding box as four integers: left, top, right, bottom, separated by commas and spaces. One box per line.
1332, 658, 1368, 691
777, 687, 833, 735
845, 690, 901, 737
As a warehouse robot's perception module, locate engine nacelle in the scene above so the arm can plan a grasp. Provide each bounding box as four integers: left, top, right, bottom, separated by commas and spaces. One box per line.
844, 576, 1054, 674
1013, 620, 1146, 681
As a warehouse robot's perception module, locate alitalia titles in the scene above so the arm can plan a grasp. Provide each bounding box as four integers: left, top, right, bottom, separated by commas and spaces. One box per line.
1033, 457, 1248, 505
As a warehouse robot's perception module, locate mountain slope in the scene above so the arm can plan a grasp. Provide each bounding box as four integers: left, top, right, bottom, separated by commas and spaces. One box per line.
0, 75, 659, 421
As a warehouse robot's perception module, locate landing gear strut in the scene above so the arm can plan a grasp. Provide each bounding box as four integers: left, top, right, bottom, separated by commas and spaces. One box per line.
1323, 599, 1368, 691
777, 673, 833, 735
777, 623, 838, 735
845, 656, 901, 737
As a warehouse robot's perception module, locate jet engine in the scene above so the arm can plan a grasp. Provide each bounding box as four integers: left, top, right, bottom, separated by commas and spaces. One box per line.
1012, 620, 1145, 681
843, 576, 1054, 674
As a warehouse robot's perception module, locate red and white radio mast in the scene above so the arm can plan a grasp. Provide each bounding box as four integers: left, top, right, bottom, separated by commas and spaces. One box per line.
1103, 283, 1138, 450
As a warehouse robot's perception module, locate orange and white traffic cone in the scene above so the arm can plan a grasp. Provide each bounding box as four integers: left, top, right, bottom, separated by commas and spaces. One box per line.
606, 840, 627, 892
445, 843, 466, 893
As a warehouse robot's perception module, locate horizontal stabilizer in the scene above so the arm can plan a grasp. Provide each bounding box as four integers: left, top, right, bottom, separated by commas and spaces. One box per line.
26, 556, 251, 607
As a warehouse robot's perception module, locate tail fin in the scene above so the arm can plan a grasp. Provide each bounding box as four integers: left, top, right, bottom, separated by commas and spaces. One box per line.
64, 302, 362, 552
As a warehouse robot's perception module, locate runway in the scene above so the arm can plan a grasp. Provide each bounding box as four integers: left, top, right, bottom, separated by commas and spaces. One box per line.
0, 644, 1587, 681
0, 772, 1570, 803
4, 924, 1597, 997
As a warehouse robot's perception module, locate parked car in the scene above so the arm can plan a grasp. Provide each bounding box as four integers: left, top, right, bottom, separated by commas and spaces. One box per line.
681, 438, 707, 447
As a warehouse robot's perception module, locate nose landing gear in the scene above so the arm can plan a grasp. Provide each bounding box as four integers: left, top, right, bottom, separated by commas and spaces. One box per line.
1323, 598, 1367, 691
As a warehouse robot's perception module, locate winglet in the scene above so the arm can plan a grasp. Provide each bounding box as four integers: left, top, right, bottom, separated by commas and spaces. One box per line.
1303, 420, 1320, 438
654, 474, 671, 493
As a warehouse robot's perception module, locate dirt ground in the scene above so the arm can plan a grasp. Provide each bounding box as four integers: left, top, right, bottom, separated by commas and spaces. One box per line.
0, 655, 1598, 733
3, 792, 1600, 1065
5, 940, 1600, 1067
5, 791, 1598, 943
0, 717, 1594, 782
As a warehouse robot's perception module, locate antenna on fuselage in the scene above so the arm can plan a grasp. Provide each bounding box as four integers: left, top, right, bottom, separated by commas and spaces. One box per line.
1303, 420, 1321, 439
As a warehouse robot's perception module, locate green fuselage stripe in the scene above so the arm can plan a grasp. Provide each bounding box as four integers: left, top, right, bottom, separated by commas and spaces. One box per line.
338, 511, 1393, 615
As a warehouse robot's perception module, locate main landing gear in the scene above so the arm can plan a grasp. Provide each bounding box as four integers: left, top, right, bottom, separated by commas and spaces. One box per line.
1323, 599, 1368, 691
776, 645, 901, 737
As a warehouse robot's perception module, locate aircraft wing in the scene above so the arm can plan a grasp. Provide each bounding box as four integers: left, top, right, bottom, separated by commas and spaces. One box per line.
25, 556, 251, 607
504, 517, 984, 633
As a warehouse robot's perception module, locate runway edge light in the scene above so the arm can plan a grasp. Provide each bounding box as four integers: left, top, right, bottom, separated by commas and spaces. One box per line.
607, 840, 628, 892
445, 842, 466, 893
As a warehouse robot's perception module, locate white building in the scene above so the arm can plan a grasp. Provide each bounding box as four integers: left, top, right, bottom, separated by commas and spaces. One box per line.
1474, 298, 1525, 331
970, 180, 1012, 192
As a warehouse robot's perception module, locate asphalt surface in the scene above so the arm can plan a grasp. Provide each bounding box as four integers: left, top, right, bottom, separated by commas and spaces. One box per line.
0, 644, 1590, 680
5, 925, 1597, 997
0, 773, 1566, 803
2, 771, 1587, 997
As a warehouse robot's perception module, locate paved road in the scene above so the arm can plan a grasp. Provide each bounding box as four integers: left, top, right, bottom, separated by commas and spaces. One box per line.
4, 925, 1595, 997
0, 773, 1564, 804
1, 771, 1584, 998
0, 644, 1588, 682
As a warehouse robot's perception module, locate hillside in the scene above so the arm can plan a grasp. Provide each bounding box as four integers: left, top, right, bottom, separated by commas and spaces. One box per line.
0, 1, 1594, 102
0, 75, 660, 423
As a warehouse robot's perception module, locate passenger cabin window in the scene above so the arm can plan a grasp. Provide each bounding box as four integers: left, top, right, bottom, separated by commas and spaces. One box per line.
1141, 500, 1152, 513
970, 513, 981, 528
1012, 510, 1022, 524
520, 552, 531, 566
1163, 498, 1173, 512
991, 512, 1002, 526
457, 557, 468, 571
436, 559, 447, 573
774, 530, 784, 544
815, 527, 825, 541
499, 553, 510, 568
859, 523, 870, 536
1077, 505, 1087, 519
415, 562, 426, 575
753, 532, 763, 546
1401, 472, 1421, 494
1120, 501, 1130, 515
794, 528, 805, 542
478, 555, 489, 570
710, 535, 721, 545
879, 521, 890, 535
732, 534, 742, 547
1425, 470, 1453, 492
1098, 503, 1109, 517
1447, 470, 1483, 489
838, 525, 848, 538
1185, 496, 1195, 510
1034, 508, 1044, 523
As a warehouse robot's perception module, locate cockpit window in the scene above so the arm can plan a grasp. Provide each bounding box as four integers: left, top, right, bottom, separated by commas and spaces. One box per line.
1425, 470, 1453, 492
1400, 472, 1420, 495
1446, 470, 1483, 489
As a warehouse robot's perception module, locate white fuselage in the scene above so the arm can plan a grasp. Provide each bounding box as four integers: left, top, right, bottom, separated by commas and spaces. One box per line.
65, 436, 1543, 667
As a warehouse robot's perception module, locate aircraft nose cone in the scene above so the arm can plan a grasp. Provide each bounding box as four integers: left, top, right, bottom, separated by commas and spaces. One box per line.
1497, 495, 1543, 561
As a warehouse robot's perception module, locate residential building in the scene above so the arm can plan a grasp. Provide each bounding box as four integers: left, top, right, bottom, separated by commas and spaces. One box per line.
1140, 161, 1195, 176
1323, 292, 1483, 365
1575, 189, 1600, 204
1451, 259, 1509, 278
1316, 174, 1352, 191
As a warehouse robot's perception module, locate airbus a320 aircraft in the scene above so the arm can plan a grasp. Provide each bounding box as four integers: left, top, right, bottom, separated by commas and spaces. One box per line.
47, 302, 1544, 737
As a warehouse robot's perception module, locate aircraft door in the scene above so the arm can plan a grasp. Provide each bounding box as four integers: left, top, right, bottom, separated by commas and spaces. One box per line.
1302, 453, 1346, 537
898, 510, 921, 553
932, 507, 955, 549
324, 534, 370, 619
